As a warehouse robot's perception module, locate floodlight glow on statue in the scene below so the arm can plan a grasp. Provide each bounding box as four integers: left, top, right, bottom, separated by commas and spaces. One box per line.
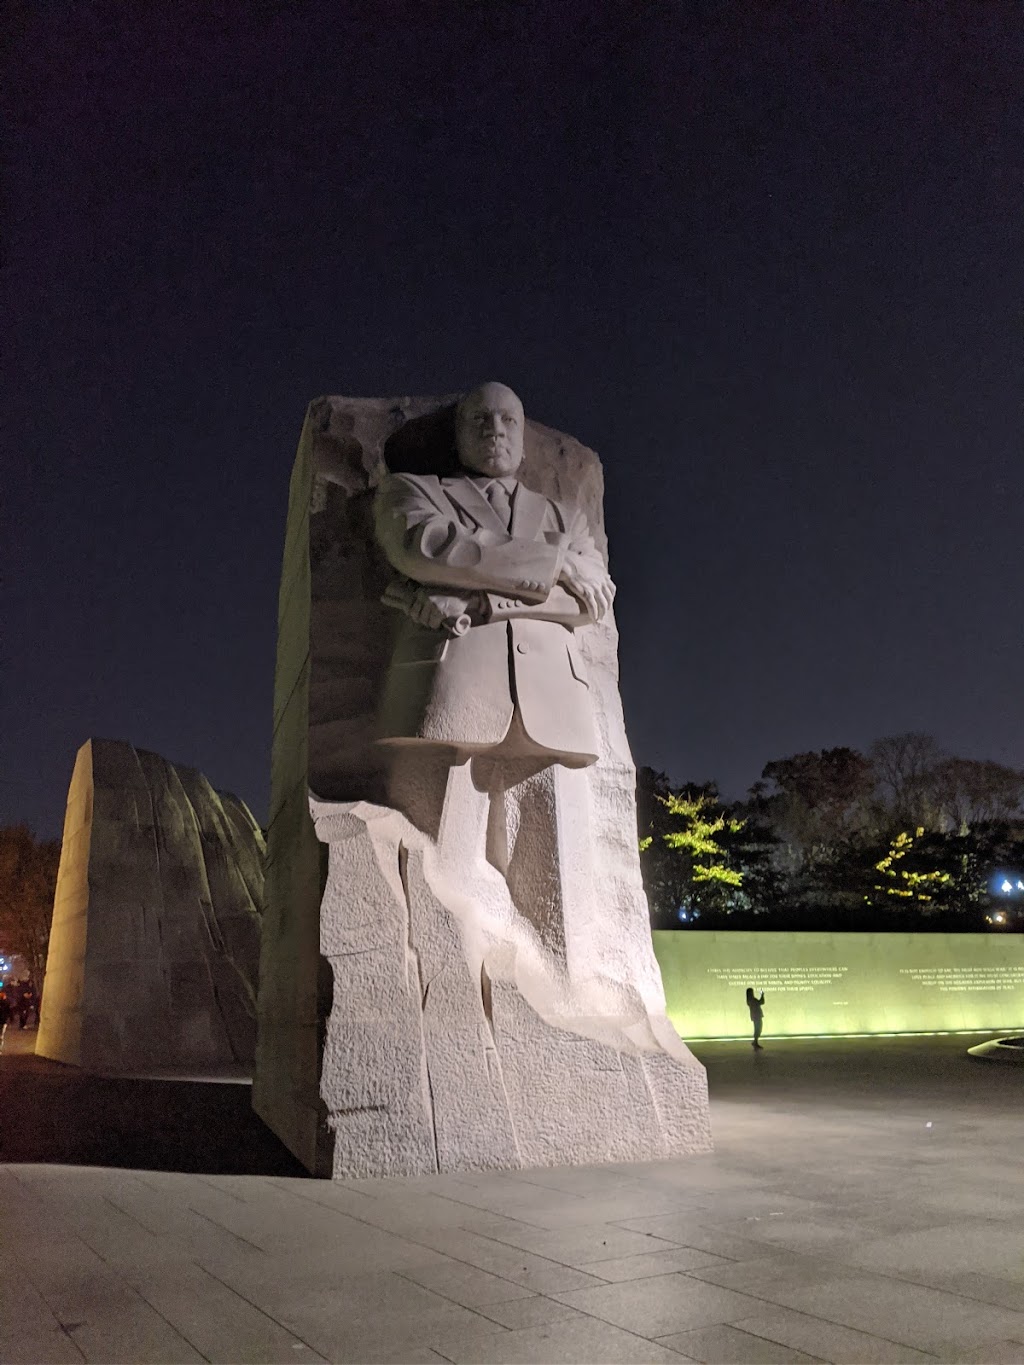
372, 382, 666, 1048
254, 376, 711, 1176
375, 382, 612, 759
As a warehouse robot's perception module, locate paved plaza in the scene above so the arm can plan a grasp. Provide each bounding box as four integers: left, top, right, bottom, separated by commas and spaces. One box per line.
3, 1028, 1024, 1364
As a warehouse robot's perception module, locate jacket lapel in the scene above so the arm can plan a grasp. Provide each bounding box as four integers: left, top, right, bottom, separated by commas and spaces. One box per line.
510, 484, 548, 542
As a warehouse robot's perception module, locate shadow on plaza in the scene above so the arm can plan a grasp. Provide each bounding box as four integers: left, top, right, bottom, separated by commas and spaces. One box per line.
0, 1031, 309, 1176
694, 1030, 1023, 1116
6, 1027, 1017, 1177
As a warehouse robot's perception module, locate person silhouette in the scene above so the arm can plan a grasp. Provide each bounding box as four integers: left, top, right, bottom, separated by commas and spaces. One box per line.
745, 986, 764, 1050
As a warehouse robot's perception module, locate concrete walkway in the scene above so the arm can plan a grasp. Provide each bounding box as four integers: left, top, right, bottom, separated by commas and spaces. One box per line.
3, 1029, 1024, 1364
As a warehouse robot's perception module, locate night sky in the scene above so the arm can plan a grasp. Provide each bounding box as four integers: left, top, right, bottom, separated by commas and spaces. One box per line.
4, 1, 1023, 837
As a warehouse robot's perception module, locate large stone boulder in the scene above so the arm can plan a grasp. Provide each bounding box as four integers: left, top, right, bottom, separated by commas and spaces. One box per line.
254, 393, 711, 1176
37, 739, 263, 1076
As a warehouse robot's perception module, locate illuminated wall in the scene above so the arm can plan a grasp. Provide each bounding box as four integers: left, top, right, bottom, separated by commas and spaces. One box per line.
653, 931, 1024, 1039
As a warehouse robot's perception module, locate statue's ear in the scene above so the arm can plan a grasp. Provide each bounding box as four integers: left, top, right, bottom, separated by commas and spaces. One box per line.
383, 404, 460, 477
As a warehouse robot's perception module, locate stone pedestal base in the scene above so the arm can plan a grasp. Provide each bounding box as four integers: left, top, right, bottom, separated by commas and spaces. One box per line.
315, 800, 711, 1178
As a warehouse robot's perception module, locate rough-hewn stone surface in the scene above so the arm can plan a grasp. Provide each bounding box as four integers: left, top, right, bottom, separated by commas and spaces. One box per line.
312, 797, 710, 1176
36, 739, 263, 1076
255, 396, 457, 1173
254, 394, 711, 1176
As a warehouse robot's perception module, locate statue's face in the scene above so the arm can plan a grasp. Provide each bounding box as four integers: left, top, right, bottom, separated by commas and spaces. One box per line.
455, 383, 525, 477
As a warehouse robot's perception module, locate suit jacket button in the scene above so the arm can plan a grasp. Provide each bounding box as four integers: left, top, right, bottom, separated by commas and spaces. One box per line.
516, 642, 528, 654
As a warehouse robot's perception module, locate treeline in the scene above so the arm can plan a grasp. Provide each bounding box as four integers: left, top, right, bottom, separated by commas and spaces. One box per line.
638, 733, 1024, 931
0, 825, 61, 985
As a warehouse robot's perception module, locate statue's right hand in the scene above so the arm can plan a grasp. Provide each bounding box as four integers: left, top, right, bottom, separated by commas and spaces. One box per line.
409, 590, 472, 632
406, 592, 444, 630
383, 578, 475, 632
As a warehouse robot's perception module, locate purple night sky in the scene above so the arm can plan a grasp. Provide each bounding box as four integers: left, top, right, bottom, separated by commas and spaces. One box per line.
4, 1, 1023, 835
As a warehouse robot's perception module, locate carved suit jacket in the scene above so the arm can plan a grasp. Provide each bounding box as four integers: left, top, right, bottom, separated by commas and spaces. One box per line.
373, 470, 604, 762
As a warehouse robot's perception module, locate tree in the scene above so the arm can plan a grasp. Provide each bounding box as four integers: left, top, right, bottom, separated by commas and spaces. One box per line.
637, 771, 750, 923
636, 768, 692, 927
930, 758, 1024, 832
752, 748, 875, 910
641, 738, 1024, 928
868, 736, 1024, 834
659, 791, 745, 890
755, 748, 875, 846
870, 827, 954, 910
869, 733, 945, 829
0, 825, 61, 987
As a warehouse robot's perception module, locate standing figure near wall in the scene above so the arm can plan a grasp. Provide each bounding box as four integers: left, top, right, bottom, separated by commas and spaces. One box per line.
746, 986, 765, 1050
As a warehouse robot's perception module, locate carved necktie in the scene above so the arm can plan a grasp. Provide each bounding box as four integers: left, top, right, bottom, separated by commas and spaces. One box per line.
483, 480, 512, 529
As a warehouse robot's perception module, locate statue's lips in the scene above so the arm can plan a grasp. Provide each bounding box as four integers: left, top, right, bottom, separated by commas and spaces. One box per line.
470, 447, 516, 471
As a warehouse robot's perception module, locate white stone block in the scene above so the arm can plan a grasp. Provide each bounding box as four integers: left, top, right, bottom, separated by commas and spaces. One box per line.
254, 386, 712, 1175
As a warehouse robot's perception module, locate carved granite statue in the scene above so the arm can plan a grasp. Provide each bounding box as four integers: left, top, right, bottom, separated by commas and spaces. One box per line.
375, 382, 611, 759
253, 383, 711, 1176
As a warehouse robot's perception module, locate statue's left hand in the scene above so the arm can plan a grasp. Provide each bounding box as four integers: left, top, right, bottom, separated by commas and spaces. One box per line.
560, 551, 615, 622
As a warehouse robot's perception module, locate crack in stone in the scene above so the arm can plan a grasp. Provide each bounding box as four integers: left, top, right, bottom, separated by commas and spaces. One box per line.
398, 839, 440, 1172
480, 960, 495, 1043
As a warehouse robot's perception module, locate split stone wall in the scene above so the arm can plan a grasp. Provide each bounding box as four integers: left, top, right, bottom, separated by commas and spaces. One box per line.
37, 738, 263, 1076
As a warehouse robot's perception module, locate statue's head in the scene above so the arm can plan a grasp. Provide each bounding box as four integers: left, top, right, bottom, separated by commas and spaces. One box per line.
455, 382, 525, 478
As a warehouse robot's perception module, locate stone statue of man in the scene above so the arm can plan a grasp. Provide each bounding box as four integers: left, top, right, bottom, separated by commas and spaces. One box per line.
371, 380, 621, 1009
373, 381, 614, 765
257, 378, 712, 1176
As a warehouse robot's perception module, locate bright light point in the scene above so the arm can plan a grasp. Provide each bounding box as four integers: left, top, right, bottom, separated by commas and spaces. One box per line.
994, 913, 1006, 924
925, 1121, 933, 1128
1001, 880, 1013, 893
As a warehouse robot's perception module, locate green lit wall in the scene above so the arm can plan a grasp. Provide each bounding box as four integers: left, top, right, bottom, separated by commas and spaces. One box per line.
653, 931, 1024, 1039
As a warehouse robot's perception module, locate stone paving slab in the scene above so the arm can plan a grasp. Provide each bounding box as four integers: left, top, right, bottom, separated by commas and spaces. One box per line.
693, 1306, 938, 1364
4, 1030, 1024, 1362
658, 1323, 821, 1364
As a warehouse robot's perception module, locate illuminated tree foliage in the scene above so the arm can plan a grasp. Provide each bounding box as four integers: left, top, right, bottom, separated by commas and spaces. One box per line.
659, 793, 744, 887
637, 771, 761, 925
872, 827, 953, 905
640, 735, 1024, 928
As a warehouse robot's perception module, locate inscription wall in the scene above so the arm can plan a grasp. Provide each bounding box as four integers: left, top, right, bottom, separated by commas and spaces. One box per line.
653, 932, 1024, 1038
